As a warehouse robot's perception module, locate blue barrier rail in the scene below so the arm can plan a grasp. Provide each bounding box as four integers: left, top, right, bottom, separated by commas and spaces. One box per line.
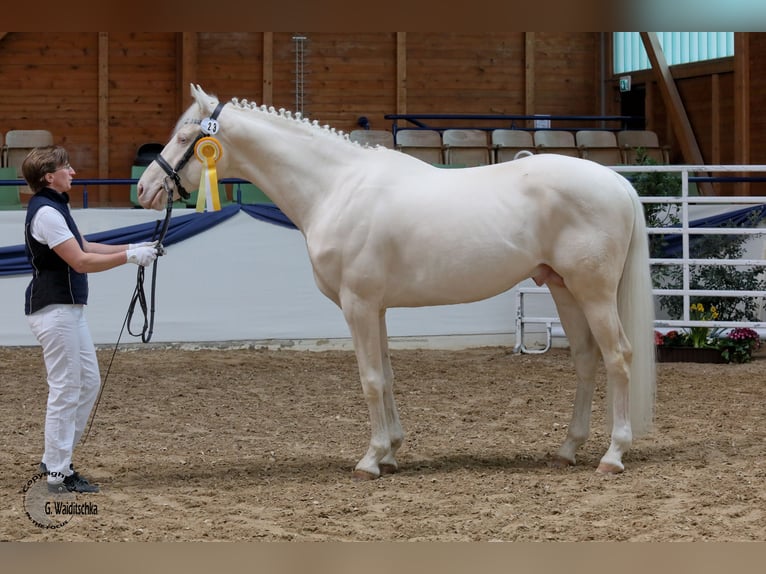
0, 177, 258, 209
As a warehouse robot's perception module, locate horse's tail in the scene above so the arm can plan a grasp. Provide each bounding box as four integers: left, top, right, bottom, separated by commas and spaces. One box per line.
615, 178, 656, 437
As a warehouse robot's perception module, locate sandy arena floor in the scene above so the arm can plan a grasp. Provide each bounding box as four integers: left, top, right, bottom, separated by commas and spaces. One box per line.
1, 344, 764, 541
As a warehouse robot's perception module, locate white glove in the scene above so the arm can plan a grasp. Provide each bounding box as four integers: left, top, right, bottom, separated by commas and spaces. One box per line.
128, 241, 157, 250
126, 245, 158, 267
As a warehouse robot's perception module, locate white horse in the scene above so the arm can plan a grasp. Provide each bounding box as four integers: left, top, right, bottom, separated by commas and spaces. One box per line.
138, 84, 656, 477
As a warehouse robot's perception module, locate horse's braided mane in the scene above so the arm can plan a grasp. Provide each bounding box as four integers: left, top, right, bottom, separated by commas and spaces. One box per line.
228, 96, 377, 148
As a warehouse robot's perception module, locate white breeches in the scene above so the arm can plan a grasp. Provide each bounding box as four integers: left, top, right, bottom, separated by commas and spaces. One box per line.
27, 304, 101, 483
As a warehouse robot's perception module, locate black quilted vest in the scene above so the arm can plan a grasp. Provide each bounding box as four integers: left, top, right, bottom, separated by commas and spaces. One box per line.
24, 188, 88, 315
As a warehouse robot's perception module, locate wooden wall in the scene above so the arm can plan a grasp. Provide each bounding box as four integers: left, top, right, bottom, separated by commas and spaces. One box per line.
0, 32, 763, 205
634, 59, 737, 165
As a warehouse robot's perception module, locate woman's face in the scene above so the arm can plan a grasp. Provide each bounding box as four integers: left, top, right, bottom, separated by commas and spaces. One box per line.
46, 162, 75, 193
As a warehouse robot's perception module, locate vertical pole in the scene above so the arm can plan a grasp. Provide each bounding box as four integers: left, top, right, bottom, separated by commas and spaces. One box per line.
178, 33, 198, 113
396, 32, 407, 116
262, 32, 273, 106
293, 34, 307, 115
97, 32, 109, 206
524, 32, 536, 129
733, 33, 750, 196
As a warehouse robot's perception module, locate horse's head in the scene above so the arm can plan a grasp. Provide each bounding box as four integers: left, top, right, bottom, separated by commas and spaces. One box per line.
137, 84, 228, 210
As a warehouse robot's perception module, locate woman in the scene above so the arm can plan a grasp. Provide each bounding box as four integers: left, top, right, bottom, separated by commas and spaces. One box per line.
22, 145, 158, 494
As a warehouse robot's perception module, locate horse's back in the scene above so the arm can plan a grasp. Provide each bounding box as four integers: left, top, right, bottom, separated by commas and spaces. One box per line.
368, 152, 637, 239
308, 151, 637, 308
366, 151, 634, 209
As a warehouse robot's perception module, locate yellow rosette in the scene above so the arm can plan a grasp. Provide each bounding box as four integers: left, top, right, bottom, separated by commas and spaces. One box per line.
194, 137, 223, 212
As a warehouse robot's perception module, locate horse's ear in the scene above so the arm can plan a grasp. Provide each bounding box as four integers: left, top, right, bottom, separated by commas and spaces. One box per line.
190, 84, 216, 115
190, 83, 205, 101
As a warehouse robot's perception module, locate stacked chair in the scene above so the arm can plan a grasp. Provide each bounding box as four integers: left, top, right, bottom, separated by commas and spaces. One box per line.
617, 130, 670, 164
533, 130, 580, 157
442, 129, 491, 167
0, 129, 54, 207
492, 130, 535, 163
394, 129, 444, 164
349, 130, 394, 149
576, 130, 624, 165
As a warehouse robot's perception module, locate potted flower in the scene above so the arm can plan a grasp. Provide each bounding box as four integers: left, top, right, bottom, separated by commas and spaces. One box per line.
715, 327, 762, 364
655, 305, 762, 363
655, 303, 727, 363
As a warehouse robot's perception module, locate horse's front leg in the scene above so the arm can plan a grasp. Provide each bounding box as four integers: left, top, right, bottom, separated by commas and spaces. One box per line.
341, 295, 393, 480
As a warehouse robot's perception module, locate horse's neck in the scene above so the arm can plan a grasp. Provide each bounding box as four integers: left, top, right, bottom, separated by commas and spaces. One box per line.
227, 110, 357, 231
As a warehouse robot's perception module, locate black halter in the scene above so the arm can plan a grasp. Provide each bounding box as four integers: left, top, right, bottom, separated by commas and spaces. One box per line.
126, 101, 227, 343
154, 101, 227, 203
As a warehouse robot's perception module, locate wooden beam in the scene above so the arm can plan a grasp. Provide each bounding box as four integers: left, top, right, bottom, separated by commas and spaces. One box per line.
640, 32, 711, 195
177, 33, 198, 114
733, 32, 750, 195
711, 74, 720, 165
262, 32, 273, 106
645, 82, 655, 131
711, 74, 721, 195
396, 32, 407, 115
98, 32, 109, 204
524, 32, 535, 128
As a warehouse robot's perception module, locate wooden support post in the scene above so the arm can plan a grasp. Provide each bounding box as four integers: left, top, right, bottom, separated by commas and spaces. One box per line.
524, 32, 535, 129
98, 32, 109, 204
640, 32, 712, 195
396, 32, 407, 115
178, 33, 198, 114
734, 33, 750, 196
711, 74, 721, 195
262, 32, 273, 106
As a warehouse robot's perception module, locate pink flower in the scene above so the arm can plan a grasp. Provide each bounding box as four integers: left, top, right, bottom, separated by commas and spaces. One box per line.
727, 328, 761, 349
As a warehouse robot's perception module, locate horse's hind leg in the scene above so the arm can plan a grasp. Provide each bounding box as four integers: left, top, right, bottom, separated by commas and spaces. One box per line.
378, 312, 404, 475
548, 285, 601, 468
578, 298, 633, 474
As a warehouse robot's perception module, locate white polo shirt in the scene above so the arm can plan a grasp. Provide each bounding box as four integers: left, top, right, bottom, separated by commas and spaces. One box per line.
30, 206, 75, 249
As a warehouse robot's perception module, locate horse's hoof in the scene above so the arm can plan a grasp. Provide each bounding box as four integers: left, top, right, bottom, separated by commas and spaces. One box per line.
351, 469, 379, 481
596, 462, 624, 475
379, 463, 398, 475
550, 455, 574, 469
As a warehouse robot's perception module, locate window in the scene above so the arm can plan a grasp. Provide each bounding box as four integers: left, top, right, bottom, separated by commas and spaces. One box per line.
613, 33, 734, 74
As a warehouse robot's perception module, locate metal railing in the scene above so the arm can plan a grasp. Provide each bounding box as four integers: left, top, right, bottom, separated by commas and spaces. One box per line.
514, 165, 766, 353
383, 113, 639, 135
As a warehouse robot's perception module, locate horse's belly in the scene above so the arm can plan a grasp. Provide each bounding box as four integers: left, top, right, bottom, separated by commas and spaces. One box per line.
383, 258, 532, 307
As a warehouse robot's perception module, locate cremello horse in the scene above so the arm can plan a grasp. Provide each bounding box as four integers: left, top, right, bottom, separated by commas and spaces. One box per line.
138, 85, 655, 477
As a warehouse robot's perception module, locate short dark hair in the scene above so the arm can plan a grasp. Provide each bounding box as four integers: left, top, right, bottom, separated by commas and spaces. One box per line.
21, 146, 70, 193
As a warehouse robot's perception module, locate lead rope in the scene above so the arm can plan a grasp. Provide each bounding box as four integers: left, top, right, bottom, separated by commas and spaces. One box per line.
82, 184, 174, 444
82, 102, 226, 445
127, 180, 173, 343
